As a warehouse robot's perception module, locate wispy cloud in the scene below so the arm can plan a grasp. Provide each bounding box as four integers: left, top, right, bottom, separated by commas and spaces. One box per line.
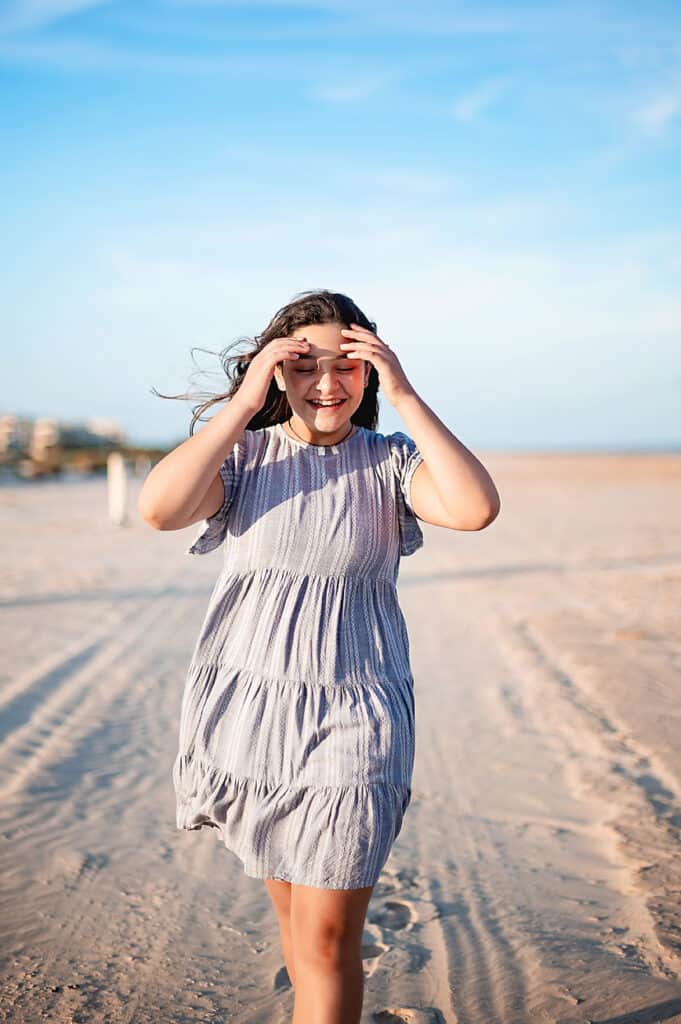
371, 9, 525, 35
166, 0, 364, 8
0, 0, 534, 48
0, 35, 259, 73
310, 71, 397, 104
214, 145, 458, 196
449, 76, 510, 122
0, 33, 387, 78
343, 169, 454, 195
632, 87, 681, 135
0, 0, 109, 35
167, 0, 516, 24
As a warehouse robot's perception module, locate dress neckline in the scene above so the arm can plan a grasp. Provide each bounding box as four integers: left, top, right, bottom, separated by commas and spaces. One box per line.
276, 420, 363, 456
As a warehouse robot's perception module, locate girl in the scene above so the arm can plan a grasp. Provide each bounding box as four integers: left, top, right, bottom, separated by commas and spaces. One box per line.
138, 289, 501, 1024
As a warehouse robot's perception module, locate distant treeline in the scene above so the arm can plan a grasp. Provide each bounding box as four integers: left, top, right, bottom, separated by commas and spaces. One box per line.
1, 445, 173, 479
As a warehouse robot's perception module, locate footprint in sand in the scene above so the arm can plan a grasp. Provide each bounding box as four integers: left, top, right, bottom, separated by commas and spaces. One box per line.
374, 865, 401, 898
395, 866, 421, 891
158, 840, 174, 863
273, 965, 292, 991
369, 899, 416, 931
361, 935, 391, 978
47, 848, 110, 890
373, 865, 424, 923
372, 1008, 447, 1023
362, 941, 389, 961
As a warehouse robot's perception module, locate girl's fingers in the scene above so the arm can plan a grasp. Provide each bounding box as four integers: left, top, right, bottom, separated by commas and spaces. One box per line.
340, 341, 377, 350
274, 338, 309, 362
274, 339, 309, 352
342, 325, 377, 340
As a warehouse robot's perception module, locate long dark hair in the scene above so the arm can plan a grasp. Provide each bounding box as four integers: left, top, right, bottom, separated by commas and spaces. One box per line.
152, 289, 382, 437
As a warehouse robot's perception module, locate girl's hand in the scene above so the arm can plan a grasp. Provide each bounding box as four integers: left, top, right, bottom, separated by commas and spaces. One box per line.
237, 336, 310, 413
339, 323, 416, 406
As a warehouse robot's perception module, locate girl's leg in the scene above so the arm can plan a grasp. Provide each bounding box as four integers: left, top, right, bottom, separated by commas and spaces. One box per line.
289, 881, 374, 1024
264, 879, 297, 989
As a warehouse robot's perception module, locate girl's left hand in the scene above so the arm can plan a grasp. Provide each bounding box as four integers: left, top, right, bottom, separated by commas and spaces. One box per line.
339, 323, 416, 407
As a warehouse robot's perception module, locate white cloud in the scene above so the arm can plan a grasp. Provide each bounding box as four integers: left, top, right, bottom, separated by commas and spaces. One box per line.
7, 188, 681, 445
632, 88, 681, 135
168, 0, 519, 27
166, 0, 364, 7
343, 169, 454, 195
0, 33, 365, 76
449, 76, 510, 122
84, 198, 681, 361
371, 10, 524, 35
0, 0, 109, 35
189, 144, 459, 196
0, 34, 219, 72
310, 72, 395, 104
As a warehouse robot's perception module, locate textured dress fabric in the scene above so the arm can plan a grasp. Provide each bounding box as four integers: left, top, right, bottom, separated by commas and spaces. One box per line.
172, 420, 425, 889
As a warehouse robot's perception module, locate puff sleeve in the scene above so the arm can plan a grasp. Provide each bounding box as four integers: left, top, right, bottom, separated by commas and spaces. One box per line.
186, 432, 247, 555
388, 431, 425, 557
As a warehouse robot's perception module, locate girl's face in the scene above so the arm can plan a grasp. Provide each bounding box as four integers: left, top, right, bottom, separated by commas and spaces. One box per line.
275, 321, 369, 438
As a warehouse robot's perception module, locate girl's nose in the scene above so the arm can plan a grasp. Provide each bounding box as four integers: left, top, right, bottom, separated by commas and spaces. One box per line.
317, 367, 342, 383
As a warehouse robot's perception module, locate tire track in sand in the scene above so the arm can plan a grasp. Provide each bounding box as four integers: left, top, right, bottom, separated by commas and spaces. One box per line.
0, 580, 181, 804
491, 608, 681, 980
0, 577, 236, 1024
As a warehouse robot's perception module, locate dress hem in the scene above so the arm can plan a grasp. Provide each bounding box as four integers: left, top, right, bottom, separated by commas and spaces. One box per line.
178, 820, 387, 889
174, 755, 411, 890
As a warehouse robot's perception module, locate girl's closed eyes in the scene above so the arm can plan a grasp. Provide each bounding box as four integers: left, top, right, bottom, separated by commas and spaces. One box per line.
294, 366, 356, 373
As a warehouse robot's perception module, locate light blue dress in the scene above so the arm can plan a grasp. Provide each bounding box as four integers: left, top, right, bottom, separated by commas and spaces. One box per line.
172, 420, 425, 889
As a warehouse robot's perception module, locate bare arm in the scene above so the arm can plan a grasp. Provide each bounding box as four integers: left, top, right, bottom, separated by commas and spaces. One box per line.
394, 390, 501, 531
337, 323, 500, 533
138, 333, 313, 531
137, 395, 255, 531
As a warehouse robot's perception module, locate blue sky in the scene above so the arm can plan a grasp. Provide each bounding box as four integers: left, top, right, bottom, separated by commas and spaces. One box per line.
2, 0, 680, 450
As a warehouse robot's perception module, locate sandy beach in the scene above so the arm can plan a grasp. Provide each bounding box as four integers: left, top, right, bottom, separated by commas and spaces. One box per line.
1, 452, 681, 1023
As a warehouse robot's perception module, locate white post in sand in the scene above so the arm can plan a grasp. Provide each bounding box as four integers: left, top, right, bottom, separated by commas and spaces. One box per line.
107, 451, 128, 526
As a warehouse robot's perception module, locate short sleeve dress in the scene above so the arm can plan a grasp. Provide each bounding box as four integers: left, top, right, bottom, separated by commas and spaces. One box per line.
172, 420, 425, 889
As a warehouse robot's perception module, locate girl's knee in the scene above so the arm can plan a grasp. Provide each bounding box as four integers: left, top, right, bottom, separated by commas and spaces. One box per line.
294, 924, 361, 972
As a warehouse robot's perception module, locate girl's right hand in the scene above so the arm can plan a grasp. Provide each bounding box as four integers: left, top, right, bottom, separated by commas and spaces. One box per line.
236, 335, 310, 413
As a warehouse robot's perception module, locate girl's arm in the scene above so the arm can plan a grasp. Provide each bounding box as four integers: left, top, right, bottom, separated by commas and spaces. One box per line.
338, 322, 500, 533
139, 333, 310, 531
137, 395, 255, 531
395, 390, 501, 531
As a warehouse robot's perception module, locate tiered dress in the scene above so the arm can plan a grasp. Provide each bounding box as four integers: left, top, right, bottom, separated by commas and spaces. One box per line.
172, 420, 425, 889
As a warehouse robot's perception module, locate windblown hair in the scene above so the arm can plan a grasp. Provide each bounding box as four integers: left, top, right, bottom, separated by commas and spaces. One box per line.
152, 289, 382, 437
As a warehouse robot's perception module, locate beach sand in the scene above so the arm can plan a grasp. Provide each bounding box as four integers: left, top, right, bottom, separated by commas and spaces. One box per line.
1, 453, 680, 1023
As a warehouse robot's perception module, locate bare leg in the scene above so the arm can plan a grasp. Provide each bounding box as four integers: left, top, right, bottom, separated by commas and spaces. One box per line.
290, 882, 374, 1024
264, 879, 297, 989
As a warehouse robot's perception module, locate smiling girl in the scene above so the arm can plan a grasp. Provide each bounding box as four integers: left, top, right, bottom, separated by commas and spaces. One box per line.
138, 289, 500, 1024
